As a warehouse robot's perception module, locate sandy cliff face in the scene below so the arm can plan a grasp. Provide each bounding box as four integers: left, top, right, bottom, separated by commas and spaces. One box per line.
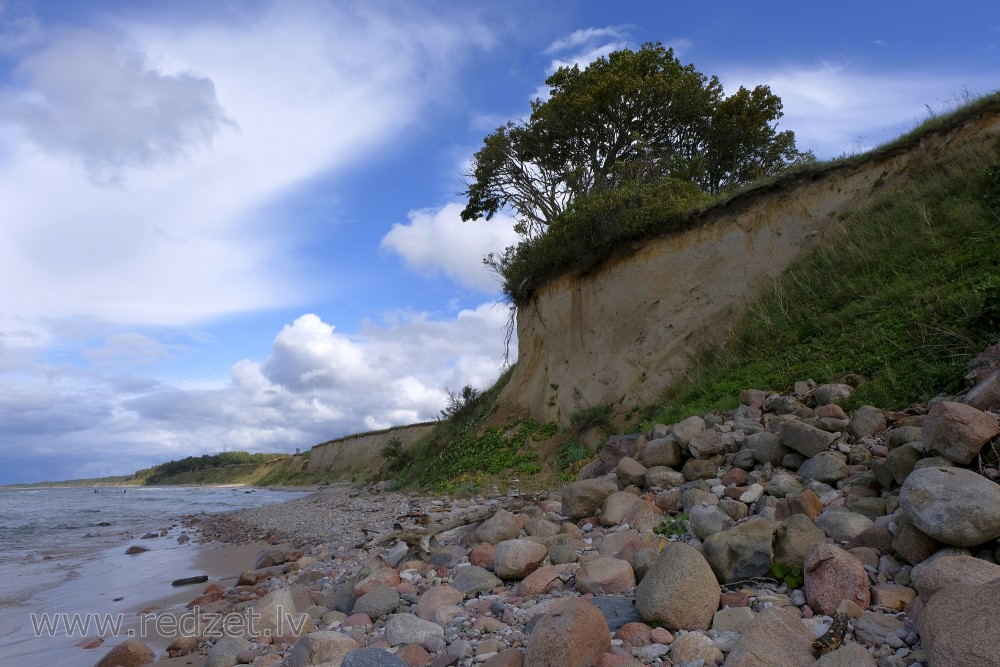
497, 109, 1000, 426
307, 422, 436, 477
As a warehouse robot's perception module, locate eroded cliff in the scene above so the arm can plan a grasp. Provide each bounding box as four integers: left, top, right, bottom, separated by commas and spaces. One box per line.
497, 103, 1000, 426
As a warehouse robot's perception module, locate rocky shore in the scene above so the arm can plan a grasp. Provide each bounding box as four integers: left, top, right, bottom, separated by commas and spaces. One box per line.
93, 347, 1000, 667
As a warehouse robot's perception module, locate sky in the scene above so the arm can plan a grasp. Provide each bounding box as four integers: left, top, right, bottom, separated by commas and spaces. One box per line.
0, 0, 997, 484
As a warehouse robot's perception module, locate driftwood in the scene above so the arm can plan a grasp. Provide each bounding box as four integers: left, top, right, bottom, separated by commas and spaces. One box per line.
359, 496, 536, 556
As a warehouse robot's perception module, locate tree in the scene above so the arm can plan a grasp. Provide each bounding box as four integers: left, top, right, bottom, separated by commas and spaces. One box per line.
462, 42, 808, 237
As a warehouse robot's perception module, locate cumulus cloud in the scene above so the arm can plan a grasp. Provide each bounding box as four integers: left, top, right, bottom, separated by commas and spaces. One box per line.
1, 29, 232, 182
0, 305, 515, 483
380, 202, 520, 292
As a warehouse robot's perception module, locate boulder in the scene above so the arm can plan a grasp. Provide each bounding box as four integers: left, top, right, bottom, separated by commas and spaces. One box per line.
885, 443, 922, 485
848, 406, 887, 439
723, 606, 814, 667
453, 566, 503, 597
597, 434, 643, 474
815, 641, 876, 667
681, 458, 718, 481
814, 509, 874, 543
342, 647, 408, 667
416, 584, 464, 621
641, 437, 683, 468
774, 514, 828, 569
476, 509, 521, 544
562, 478, 619, 520
966, 368, 1000, 411
669, 631, 723, 665
891, 515, 940, 566
494, 539, 548, 580
517, 565, 563, 597
353, 568, 401, 597
644, 466, 685, 490
703, 517, 775, 584
524, 598, 610, 667
911, 552, 1000, 600
352, 586, 400, 618
814, 383, 853, 405
615, 457, 647, 488
94, 639, 155, 667
635, 542, 720, 630
672, 416, 706, 447
745, 432, 789, 466
796, 451, 849, 484
287, 631, 360, 667
852, 610, 904, 645
383, 614, 444, 646
780, 421, 836, 458
688, 504, 736, 541
688, 429, 724, 457
920, 577, 1000, 667
575, 556, 635, 595
803, 543, 870, 615
600, 491, 641, 527
922, 401, 998, 464
900, 467, 1000, 547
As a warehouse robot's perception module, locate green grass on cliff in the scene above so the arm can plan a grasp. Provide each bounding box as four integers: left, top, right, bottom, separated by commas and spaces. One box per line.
647, 135, 1000, 425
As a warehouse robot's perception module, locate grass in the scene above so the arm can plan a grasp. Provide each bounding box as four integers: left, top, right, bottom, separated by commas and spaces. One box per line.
647, 136, 1000, 426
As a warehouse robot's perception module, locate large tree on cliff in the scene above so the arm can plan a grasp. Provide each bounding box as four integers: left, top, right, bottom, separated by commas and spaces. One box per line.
461, 42, 808, 239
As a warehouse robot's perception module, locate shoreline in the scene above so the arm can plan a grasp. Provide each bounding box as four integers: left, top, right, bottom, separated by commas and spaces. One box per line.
0, 487, 312, 667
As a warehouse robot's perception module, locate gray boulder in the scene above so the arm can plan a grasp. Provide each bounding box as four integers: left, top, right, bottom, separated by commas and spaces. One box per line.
562, 477, 619, 519
780, 421, 836, 458
745, 431, 789, 466
814, 509, 874, 543
923, 401, 998, 465
383, 614, 444, 646
796, 451, 848, 484
900, 467, 1000, 547
635, 542, 720, 630
848, 406, 887, 439
287, 632, 359, 667
920, 577, 1000, 667
703, 517, 775, 584
689, 504, 736, 541
641, 436, 683, 468
351, 586, 400, 618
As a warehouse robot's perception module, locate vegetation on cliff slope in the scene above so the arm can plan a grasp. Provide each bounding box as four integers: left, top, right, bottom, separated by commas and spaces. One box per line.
648, 131, 1000, 425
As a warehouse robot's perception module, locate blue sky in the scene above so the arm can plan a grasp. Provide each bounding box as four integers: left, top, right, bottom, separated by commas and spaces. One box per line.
0, 0, 997, 484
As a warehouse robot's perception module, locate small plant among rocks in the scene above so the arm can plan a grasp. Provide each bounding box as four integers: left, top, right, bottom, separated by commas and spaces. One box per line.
653, 513, 688, 538
770, 561, 804, 588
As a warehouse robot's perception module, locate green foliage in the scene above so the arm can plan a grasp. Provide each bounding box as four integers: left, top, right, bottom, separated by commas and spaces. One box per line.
440, 384, 481, 420
654, 513, 689, 538
770, 562, 804, 588
412, 417, 553, 491
380, 436, 411, 474
556, 440, 592, 470
649, 137, 1000, 425
142, 452, 280, 484
570, 402, 617, 433
464, 42, 805, 239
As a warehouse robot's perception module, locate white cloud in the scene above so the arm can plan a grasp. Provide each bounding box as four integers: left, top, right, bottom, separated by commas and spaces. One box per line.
1, 29, 232, 182
0, 2, 491, 332
0, 304, 516, 482
380, 202, 520, 292
719, 62, 1000, 158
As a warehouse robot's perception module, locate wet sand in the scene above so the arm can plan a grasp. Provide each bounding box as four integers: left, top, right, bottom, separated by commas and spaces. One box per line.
0, 534, 276, 667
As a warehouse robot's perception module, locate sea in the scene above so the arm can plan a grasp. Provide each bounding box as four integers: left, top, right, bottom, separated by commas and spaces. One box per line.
0, 485, 308, 666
